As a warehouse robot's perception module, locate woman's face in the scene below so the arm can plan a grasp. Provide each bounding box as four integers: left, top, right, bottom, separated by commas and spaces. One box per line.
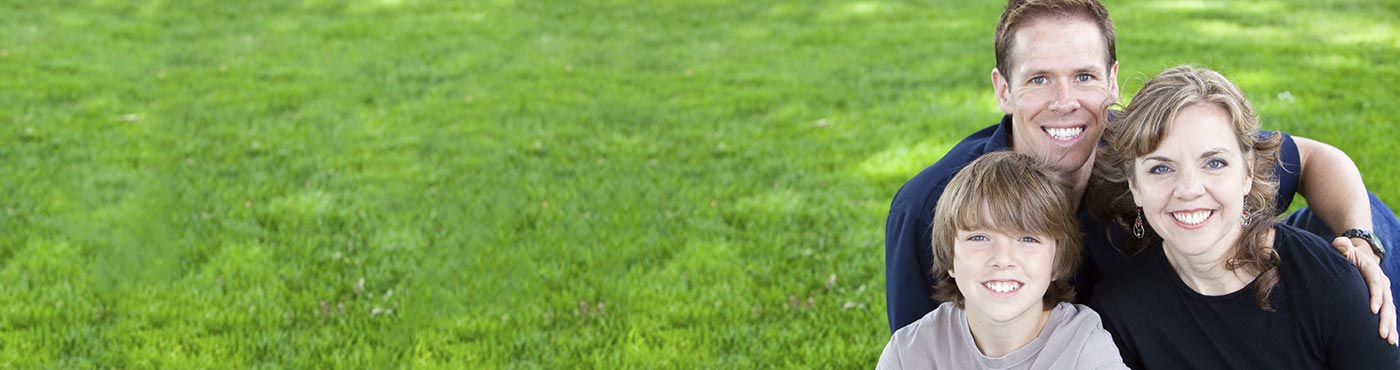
1129, 103, 1253, 258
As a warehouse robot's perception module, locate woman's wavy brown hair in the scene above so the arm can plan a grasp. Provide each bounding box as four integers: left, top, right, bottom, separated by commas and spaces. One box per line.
932, 151, 1083, 309
1090, 65, 1283, 311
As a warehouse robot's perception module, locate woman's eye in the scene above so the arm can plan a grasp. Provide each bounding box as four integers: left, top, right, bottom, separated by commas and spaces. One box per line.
1206, 159, 1227, 169
1149, 164, 1171, 174
1030, 76, 1048, 85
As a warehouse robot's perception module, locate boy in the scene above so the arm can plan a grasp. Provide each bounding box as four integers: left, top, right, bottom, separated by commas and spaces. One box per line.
878, 152, 1126, 370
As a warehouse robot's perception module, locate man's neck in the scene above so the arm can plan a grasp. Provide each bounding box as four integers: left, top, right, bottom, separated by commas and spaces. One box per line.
1066, 152, 1094, 210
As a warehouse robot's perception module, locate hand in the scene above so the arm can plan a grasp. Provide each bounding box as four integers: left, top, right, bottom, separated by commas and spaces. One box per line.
1333, 236, 1398, 345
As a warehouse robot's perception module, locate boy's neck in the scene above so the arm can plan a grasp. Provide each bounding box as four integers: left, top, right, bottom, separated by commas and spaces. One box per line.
965, 304, 1053, 358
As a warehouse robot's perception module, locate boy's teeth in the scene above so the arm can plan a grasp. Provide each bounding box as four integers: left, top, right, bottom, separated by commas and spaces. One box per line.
1046, 127, 1084, 140
985, 281, 1021, 293
1171, 210, 1212, 225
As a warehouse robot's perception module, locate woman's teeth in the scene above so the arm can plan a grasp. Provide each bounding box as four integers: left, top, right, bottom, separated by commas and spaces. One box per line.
1172, 210, 1212, 225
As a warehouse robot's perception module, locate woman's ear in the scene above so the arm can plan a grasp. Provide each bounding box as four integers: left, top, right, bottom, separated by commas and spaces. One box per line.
1244, 155, 1255, 192
1128, 176, 1143, 207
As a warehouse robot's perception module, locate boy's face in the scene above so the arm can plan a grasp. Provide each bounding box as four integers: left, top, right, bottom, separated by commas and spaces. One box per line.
949, 227, 1057, 324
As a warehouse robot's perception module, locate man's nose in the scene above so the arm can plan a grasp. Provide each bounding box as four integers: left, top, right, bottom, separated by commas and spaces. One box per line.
1049, 83, 1081, 113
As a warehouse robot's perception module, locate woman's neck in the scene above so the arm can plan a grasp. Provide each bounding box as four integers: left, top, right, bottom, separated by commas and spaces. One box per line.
965, 305, 1052, 358
1162, 228, 1273, 295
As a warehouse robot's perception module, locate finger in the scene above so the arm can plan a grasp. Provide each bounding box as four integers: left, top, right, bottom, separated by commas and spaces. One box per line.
1377, 283, 1395, 342
1380, 297, 1394, 338
1333, 236, 1352, 253
1372, 276, 1386, 313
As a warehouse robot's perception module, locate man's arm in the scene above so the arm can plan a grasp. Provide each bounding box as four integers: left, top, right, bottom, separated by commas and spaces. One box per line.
886, 209, 936, 333
1295, 137, 1374, 243
1293, 136, 1397, 344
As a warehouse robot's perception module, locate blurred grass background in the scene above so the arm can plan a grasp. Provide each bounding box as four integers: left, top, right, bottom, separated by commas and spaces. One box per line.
1, 0, 1397, 368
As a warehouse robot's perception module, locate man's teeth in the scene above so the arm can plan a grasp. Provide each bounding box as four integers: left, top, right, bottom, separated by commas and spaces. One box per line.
984, 281, 1021, 293
1172, 210, 1212, 225
1046, 127, 1084, 140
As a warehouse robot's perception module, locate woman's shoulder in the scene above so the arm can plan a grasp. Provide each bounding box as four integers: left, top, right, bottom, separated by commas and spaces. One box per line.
1272, 223, 1355, 282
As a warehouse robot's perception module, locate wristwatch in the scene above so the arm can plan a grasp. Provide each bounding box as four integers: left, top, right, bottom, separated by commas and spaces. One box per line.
1341, 228, 1386, 262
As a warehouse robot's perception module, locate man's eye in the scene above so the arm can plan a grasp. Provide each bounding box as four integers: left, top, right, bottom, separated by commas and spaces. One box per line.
1076, 74, 1093, 82
1030, 76, 1048, 85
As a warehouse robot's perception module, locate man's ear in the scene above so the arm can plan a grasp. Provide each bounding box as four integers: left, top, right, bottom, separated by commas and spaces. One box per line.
992, 68, 1013, 115
1108, 61, 1121, 100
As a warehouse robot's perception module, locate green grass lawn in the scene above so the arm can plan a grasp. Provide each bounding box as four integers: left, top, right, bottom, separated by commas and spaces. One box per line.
2, 0, 1398, 368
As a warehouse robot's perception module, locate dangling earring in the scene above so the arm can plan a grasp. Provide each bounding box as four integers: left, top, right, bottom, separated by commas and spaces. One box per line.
1241, 196, 1252, 228
1133, 208, 1145, 238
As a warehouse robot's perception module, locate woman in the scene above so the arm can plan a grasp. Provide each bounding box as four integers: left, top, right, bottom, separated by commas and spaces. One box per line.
879, 151, 1127, 370
1089, 65, 1400, 368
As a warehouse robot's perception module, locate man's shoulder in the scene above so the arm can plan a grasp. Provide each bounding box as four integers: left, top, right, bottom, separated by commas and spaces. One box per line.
889, 122, 1008, 213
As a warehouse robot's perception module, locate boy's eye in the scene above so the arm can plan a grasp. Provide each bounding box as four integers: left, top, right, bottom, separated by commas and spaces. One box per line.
1018, 236, 1042, 243
966, 235, 989, 242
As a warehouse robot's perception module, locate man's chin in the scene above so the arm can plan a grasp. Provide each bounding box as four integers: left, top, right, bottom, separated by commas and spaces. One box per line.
1048, 155, 1093, 174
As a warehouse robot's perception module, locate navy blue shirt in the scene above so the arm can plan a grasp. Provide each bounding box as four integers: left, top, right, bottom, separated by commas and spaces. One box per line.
884, 115, 1301, 332
1089, 223, 1400, 369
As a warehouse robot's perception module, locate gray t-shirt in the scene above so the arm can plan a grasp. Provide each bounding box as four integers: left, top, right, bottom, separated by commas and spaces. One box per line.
877, 302, 1128, 370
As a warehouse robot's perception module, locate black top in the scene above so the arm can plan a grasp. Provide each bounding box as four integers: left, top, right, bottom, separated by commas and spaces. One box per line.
884, 115, 1302, 332
1090, 223, 1400, 369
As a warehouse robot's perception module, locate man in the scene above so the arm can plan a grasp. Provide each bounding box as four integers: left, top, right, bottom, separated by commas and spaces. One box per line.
884, 0, 1400, 345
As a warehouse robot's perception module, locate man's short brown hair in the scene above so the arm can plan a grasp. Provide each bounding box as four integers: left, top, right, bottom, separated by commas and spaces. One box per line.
994, 0, 1116, 78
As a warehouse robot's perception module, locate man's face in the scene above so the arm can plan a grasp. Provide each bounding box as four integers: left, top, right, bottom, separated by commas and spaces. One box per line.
993, 16, 1119, 174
